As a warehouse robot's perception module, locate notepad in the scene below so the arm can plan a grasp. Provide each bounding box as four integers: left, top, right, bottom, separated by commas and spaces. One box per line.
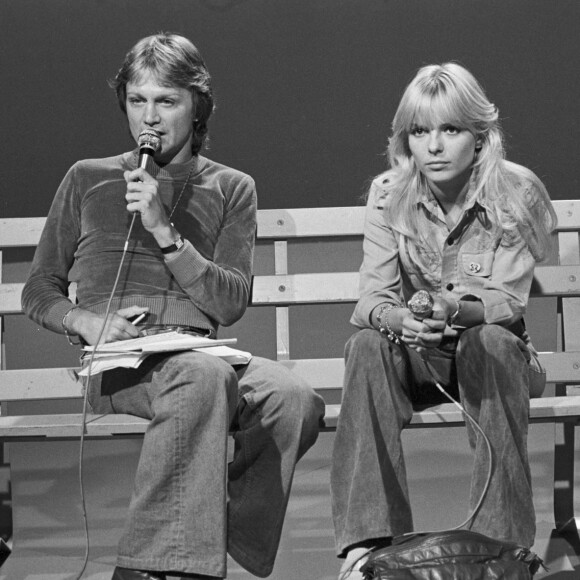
79, 331, 252, 376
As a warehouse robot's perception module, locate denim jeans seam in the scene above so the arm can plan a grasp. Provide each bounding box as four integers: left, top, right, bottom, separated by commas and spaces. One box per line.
174, 378, 186, 566
228, 392, 260, 522
117, 554, 223, 576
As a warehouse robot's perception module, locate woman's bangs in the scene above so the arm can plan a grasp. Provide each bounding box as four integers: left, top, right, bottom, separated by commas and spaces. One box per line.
410, 92, 470, 131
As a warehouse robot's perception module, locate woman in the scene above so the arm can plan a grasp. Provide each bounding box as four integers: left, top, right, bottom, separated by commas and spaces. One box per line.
330, 62, 556, 580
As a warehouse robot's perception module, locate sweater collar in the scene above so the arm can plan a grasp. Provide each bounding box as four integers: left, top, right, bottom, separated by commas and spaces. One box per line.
124, 149, 205, 180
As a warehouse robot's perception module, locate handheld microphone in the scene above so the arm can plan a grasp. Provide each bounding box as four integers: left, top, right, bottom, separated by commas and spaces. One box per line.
137, 129, 161, 170
407, 290, 434, 320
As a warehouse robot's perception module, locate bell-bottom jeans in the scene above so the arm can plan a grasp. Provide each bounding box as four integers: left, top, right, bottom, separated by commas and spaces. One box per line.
89, 351, 325, 578
330, 324, 545, 558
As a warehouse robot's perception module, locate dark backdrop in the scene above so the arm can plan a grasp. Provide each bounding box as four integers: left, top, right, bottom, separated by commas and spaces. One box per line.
1, 0, 579, 218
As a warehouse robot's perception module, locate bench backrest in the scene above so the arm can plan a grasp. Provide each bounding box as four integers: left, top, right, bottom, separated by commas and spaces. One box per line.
2, 201, 580, 401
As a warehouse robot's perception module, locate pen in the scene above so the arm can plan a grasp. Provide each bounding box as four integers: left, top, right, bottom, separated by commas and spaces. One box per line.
131, 312, 147, 326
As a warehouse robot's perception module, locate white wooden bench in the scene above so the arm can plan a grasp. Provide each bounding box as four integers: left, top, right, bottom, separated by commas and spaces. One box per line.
1, 203, 580, 573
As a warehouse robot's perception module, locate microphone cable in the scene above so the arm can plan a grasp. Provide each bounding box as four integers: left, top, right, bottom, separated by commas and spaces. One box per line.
74, 211, 139, 580
403, 289, 494, 535
73, 129, 159, 578
413, 355, 493, 533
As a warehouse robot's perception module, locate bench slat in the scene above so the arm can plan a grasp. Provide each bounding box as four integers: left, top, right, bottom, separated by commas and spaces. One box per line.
552, 200, 580, 230
0, 284, 23, 315
1, 351, 580, 403
1, 203, 579, 247
4, 263, 580, 316
0, 413, 149, 439
0, 368, 82, 400
3, 395, 579, 440
252, 272, 360, 304
257, 207, 366, 238
0, 217, 46, 247
322, 396, 580, 430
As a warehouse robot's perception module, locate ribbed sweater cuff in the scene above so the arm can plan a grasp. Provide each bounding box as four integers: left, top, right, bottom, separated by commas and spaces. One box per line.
45, 300, 78, 335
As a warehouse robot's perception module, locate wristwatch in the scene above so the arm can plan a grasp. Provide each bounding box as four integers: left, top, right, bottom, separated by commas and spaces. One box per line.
160, 234, 185, 254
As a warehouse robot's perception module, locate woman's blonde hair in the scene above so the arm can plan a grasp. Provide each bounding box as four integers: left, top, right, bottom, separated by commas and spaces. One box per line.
381, 62, 555, 262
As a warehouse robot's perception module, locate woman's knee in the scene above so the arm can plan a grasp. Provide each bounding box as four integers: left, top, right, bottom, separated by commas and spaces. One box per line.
456, 324, 538, 398
345, 328, 385, 361
458, 324, 520, 359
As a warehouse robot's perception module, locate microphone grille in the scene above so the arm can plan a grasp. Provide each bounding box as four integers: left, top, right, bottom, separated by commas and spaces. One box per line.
138, 129, 161, 152
408, 289, 434, 319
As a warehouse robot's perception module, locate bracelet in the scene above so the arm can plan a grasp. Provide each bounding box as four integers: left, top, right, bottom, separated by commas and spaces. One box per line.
62, 307, 81, 346
376, 304, 402, 344
448, 298, 462, 327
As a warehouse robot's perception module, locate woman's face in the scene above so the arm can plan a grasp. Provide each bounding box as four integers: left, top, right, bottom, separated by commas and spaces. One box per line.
407, 121, 477, 197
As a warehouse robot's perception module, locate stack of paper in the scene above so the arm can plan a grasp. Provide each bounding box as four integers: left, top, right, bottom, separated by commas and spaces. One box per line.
79, 331, 252, 376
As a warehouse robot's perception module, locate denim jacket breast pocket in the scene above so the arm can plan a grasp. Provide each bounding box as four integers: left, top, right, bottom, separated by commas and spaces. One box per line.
461, 251, 494, 278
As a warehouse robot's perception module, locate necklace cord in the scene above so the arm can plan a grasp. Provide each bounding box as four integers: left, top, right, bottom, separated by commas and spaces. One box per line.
168, 161, 196, 221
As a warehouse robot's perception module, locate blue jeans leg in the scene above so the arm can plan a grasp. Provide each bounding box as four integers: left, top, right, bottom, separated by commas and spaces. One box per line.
331, 329, 432, 557
457, 324, 545, 548
331, 325, 544, 558
97, 351, 239, 577
92, 352, 324, 578
228, 357, 325, 577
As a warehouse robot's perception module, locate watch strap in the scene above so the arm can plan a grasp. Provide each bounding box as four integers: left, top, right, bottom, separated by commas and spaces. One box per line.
160, 235, 185, 255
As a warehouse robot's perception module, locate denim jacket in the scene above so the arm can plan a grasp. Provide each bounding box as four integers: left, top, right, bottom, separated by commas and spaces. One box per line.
351, 168, 541, 336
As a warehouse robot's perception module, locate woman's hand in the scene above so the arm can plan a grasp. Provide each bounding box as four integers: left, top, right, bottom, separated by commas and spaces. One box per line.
65, 305, 149, 346
402, 296, 458, 352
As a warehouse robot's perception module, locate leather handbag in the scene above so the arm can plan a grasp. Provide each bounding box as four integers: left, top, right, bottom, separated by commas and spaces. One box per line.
360, 529, 543, 579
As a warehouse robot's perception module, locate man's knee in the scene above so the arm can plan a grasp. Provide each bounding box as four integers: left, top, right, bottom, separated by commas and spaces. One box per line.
240, 358, 324, 436
159, 351, 238, 407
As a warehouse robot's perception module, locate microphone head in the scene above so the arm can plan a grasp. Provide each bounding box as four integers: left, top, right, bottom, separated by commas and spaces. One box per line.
138, 129, 161, 153
408, 290, 434, 320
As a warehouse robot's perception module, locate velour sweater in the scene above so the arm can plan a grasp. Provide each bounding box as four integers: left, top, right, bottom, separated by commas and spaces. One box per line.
22, 150, 257, 337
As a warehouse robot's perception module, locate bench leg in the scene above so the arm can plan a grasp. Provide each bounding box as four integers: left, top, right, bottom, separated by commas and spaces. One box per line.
554, 418, 579, 533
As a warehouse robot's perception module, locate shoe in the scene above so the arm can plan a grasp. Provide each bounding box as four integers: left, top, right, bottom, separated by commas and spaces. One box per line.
338, 547, 370, 580
112, 567, 167, 580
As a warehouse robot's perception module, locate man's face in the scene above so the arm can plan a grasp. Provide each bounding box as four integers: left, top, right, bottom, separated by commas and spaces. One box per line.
125, 71, 196, 165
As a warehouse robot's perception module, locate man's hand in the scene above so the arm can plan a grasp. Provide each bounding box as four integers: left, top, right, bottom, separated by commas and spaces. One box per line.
124, 168, 183, 249
65, 305, 149, 346
124, 168, 170, 233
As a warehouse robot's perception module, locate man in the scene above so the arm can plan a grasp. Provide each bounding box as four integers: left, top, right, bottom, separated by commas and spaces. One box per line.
22, 33, 324, 580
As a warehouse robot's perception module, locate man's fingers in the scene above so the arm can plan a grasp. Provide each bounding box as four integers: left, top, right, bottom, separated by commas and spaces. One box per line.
116, 306, 149, 320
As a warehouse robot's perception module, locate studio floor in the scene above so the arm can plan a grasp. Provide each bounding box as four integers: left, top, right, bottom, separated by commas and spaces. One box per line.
1, 423, 579, 579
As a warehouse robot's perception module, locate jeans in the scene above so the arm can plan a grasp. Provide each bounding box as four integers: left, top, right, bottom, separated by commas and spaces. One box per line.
89, 351, 325, 578
330, 325, 545, 558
